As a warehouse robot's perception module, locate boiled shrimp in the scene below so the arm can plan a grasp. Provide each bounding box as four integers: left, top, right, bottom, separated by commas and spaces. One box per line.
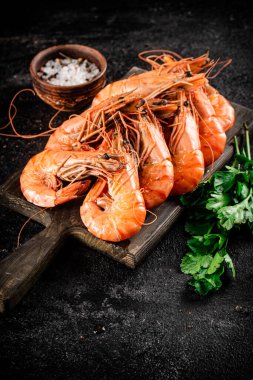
20, 150, 122, 207
132, 104, 174, 209
169, 91, 204, 196
92, 68, 199, 107
80, 137, 146, 242
206, 84, 235, 132
191, 87, 227, 166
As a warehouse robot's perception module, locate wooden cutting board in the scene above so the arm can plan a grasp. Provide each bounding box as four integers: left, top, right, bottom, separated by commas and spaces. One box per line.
0, 67, 253, 313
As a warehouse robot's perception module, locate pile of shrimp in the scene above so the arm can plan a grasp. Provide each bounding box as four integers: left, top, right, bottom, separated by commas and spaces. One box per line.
18, 50, 235, 242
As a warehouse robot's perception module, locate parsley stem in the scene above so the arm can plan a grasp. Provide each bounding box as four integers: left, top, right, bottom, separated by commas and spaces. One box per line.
244, 123, 251, 160
234, 135, 240, 155
234, 136, 240, 169
224, 235, 229, 250
207, 223, 215, 234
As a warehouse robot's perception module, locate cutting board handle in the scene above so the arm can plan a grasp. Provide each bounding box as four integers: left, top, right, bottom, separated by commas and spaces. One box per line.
0, 224, 69, 313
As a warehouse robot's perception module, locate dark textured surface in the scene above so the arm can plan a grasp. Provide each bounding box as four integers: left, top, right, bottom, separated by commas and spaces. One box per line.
0, 1, 253, 379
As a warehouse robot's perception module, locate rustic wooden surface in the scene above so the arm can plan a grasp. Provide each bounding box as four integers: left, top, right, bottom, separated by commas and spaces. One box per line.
0, 77, 252, 312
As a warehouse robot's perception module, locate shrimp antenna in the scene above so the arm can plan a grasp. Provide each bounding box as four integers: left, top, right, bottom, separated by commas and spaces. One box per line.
138, 50, 183, 63
0, 88, 54, 139
17, 208, 48, 247
206, 58, 232, 79
48, 107, 64, 130
199, 134, 215, 171
143, 209, 158, 225
0, 104, 17, 131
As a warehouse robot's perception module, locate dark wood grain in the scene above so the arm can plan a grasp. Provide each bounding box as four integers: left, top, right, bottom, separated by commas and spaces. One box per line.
0, 67, 253, 312
0, 224, 68, 313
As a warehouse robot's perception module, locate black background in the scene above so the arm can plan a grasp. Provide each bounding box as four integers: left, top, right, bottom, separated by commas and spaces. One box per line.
0, 1, 253, 379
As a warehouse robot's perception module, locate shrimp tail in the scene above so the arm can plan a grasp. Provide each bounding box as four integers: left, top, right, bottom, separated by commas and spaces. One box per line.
55, 180, 91, 205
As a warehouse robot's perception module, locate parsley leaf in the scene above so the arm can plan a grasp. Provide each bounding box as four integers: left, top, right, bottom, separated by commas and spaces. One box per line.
189, 266, 224, 295
185, 220, 214, 235
206, 250, 226, 275
213, 170, 237, 192
206, 192, 231, 212
181, 253, 212, 275
224, 254, 236, 278
217, 190, 253, 230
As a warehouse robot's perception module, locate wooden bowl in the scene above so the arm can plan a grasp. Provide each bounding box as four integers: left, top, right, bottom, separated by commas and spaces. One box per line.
30, 44, 107, 112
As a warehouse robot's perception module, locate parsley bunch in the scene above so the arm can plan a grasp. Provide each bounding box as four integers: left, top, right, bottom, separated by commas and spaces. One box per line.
180, 124, 253, 295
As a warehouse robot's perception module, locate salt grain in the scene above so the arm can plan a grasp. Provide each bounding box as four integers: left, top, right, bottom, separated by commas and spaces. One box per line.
38, 57, 100, 86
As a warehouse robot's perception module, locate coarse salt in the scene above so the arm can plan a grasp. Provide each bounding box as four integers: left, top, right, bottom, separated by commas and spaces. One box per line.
38, 56, 100, 86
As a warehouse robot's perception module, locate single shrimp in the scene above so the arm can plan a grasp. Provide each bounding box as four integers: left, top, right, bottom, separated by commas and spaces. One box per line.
131, 104, 174, 209
169, 91, 205, 196
205, 84, 235, 132
20, 150, 122, 207
80, 135, 146, 242
92, 70, 171, 106
190, 87, 227, 166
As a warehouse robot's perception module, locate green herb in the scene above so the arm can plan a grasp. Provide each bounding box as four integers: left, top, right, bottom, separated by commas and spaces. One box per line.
180, 124, 252, 295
